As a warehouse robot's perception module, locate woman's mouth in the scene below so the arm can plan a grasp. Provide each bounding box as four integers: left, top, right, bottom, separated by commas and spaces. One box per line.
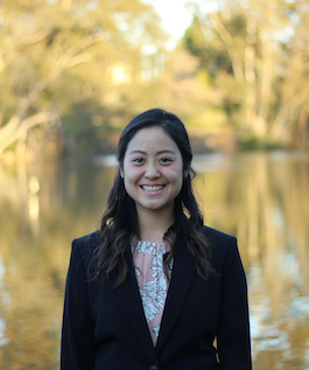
141, 185, 165, 191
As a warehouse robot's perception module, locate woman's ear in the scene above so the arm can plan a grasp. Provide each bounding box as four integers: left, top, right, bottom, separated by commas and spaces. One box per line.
184, 170, 189, 178
120, 169, 124, 178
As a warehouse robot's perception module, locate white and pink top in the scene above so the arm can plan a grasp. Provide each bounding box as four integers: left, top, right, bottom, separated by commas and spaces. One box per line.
132, 240, 173, 345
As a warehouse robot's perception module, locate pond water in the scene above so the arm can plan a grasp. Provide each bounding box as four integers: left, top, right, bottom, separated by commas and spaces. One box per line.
0, 152, 309, 369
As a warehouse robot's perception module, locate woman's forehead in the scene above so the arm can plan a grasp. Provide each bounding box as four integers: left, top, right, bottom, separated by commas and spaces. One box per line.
126, 126, 179, 153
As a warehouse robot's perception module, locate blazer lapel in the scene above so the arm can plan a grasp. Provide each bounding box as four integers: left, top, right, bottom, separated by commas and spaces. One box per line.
156, 234, 196, 352
116, 250, 158, 362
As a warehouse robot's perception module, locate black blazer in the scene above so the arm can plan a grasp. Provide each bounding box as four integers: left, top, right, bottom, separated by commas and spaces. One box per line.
61, 226, 252, 370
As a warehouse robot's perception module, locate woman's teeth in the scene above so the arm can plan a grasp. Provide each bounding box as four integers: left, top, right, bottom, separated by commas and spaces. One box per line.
142, 185, 164, 191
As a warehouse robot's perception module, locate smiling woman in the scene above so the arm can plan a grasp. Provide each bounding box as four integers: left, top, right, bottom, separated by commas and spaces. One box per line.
121, 126, 184, 225
61, 108, 252, 370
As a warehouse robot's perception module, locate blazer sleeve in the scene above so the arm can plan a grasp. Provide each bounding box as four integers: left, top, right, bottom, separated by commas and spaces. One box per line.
61, 239, 95, 370
216, 237, 252, 370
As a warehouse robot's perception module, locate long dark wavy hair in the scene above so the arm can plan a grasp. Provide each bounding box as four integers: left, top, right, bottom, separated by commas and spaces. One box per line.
94, 108, 212, 286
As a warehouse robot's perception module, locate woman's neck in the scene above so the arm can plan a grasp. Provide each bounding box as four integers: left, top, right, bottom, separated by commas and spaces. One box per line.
137, 208, 174, 243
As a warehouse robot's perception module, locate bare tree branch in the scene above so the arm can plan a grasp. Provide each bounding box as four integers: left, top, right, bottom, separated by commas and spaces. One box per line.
269, 87, 309, 140
0, 111, 58, 154
205, 13, 244, 82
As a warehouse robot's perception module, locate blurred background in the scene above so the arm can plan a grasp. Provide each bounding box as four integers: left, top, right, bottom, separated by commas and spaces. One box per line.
0, 0, 309, 369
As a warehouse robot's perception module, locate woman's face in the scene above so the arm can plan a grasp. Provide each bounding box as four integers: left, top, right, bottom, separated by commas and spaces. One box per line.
122, 126, 184, 217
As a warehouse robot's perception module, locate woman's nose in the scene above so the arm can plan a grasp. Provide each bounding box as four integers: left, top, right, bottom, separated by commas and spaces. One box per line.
144, 162, 160, 178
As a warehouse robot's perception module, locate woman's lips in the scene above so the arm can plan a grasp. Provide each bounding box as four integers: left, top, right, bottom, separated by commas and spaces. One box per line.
140, 185, 165, 191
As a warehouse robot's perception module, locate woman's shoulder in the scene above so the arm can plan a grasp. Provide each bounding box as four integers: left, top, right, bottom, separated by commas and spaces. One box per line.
71, 230, 102, 258
202, 225, 236, 244
202, 225, 242, 267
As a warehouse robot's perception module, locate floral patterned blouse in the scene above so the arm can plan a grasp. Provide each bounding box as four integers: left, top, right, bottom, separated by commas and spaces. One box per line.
132, 240, 173, 346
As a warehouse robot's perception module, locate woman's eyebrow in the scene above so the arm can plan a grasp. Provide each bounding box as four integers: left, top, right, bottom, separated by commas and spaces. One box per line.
157, 149, 176, 155
128, 149, 176, 155
128, 149, 146, 155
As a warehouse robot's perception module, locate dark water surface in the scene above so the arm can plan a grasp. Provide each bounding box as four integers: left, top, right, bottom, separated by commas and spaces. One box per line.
0, 152, 308, 369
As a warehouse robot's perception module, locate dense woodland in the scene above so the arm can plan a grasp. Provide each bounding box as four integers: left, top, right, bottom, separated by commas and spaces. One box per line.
1, 0, 309, 160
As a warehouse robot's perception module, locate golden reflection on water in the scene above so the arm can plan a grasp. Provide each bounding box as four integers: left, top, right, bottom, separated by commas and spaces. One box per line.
194, 152, 309, 370
0, 153, 308, 370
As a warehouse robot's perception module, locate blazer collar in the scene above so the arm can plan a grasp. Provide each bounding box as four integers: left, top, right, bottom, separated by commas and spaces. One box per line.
156, 233, 196, 351
116, 235, 196, 357
116, 246, 158, 362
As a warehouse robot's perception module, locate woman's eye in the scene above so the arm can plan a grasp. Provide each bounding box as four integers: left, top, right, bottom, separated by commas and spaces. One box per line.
160, 158, 172, 163
133, 158, 144, 163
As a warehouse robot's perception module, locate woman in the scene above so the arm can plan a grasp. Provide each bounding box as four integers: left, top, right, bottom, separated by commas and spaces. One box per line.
61, 108, 252, 370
